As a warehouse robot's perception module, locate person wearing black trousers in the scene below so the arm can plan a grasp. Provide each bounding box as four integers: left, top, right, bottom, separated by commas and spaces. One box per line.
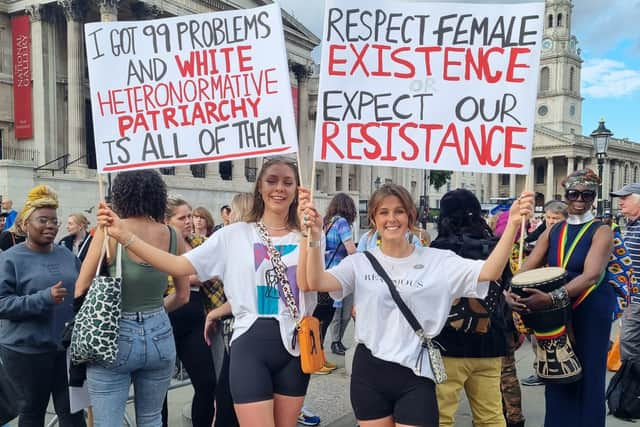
162, 197, 216, 427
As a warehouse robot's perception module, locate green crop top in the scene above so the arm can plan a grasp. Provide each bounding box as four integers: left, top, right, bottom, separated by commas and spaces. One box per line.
109, 226, 177, 312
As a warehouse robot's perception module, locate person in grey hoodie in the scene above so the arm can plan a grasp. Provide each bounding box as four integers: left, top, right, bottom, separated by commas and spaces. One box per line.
0, 185, 85, 427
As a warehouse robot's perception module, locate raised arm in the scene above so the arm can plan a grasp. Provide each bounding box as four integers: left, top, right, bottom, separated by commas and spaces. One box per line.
298, 187, 343, 293
163, 235, 190, 312
97, 202, 196, 277
479, 192, 534, 282
75, 225, 111, 298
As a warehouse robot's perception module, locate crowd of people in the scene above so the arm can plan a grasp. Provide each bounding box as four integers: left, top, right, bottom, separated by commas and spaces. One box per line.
0, 163, 638, 427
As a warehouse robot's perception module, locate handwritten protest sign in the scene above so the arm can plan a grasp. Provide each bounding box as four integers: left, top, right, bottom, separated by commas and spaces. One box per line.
85, 4, 297, 173
314, 0, 544, 174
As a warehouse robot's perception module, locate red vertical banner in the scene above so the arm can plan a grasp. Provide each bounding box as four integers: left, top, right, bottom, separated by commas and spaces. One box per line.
291, 85, 299, 127
12, 15, 33, 140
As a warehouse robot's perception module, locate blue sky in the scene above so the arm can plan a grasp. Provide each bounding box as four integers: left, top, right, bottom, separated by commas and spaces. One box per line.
278, 0, 640, 142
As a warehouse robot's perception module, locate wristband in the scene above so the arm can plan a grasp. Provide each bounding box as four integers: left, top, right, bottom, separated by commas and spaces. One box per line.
308, 240, 321, 248
122, 234, 137, 248
549, 286, 569, 309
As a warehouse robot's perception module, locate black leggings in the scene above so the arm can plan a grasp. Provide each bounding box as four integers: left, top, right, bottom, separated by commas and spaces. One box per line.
162, 291, 216, 427
0, 347, 86, 427
229, 318, 310, 404
312, 301, 335, 343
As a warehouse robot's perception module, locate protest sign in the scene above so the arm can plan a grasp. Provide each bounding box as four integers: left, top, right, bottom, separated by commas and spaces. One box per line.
314, 0, 544, 174
85, 4, 297, 173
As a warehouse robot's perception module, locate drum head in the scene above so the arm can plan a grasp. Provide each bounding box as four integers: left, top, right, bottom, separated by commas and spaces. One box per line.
512, 267, 566, 287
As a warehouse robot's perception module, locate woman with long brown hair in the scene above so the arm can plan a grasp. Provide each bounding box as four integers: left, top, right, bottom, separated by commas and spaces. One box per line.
96, 157, 316, 426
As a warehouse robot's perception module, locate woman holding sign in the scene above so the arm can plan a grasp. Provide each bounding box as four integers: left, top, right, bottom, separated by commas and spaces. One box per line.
76, 170, 190, 427
298, 183, 533, 427
96, 157, 317, 426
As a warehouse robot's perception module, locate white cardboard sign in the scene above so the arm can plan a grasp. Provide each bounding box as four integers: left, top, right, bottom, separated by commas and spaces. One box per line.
85, 4, 298, 173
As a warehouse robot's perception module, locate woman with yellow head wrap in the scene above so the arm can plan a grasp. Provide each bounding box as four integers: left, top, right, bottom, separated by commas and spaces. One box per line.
0, 184, 85, 426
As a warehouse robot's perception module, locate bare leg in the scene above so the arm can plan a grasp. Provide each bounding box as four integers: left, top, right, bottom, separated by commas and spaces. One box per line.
273, 394, 305, 427
234, 400, 275, 427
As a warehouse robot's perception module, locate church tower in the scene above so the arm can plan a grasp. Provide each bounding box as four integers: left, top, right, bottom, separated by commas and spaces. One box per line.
535, 0, 583, 135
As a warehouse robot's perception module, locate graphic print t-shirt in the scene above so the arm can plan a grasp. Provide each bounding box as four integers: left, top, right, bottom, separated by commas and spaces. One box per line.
185, 222, 317, 355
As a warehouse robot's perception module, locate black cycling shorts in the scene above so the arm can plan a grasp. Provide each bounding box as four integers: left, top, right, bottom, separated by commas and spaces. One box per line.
229, 318, 310, 404
351, 344, 438, 426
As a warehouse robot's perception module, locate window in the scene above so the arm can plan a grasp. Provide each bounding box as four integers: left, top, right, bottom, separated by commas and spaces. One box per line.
336, 165, 342, 190
349, 174, 356, 191
535, 165, 545, 184
540, 67, 550, 91
160, 167, 175, 176
569, 67, 575, 92
0, 128, 3, 159
557, 14, 563, 27
219, 161, 232, 180
500, 174, 510, 186
634, 167, 638, 182
245, 158, 257, 182
191, 164, 206, 178
625, 165, 629, 184
548, 14, 553, 28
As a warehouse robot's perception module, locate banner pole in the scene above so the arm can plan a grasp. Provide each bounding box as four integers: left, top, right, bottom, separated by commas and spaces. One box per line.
517, 174, 531, 271
97, 174, 110, 259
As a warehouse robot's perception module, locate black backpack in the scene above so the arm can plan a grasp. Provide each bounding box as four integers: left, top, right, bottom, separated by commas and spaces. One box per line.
431, 232, 507, 333
606, 359, 640, 420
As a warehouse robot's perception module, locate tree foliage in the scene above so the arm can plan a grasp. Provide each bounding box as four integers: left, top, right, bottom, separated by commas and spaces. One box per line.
430, 170, 452, 191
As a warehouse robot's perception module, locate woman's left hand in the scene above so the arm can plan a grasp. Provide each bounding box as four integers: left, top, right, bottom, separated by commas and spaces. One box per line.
519, 287, 553, 311
298, 187, 322, 235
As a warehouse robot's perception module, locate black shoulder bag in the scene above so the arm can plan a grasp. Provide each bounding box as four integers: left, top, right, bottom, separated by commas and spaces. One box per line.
363, 251, 447, 383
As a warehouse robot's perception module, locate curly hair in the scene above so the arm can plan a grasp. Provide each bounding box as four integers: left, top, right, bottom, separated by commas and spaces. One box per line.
247, 157, 300, 230
325, 193, 357, 225
111, 170, 167, 222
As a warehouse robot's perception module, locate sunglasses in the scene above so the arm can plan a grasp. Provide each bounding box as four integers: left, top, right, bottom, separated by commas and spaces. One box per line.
565, 189, 596, 202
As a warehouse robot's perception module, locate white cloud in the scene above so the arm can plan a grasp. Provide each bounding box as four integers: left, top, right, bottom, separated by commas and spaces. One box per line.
582, 59, 640, 98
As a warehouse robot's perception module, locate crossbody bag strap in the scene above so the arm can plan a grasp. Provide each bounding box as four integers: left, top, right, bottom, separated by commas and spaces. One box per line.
256, 222, 299, 320
363, 251, 424, 336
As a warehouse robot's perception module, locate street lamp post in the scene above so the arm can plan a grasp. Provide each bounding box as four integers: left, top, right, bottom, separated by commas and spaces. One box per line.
590, 118, 613, 217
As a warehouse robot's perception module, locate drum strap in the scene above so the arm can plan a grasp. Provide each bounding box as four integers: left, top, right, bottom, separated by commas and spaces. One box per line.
556, 221, 601, 308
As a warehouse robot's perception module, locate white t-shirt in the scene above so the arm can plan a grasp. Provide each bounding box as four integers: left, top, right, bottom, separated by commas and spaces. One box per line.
184, 222, 317, 355
328, 246, 488, 380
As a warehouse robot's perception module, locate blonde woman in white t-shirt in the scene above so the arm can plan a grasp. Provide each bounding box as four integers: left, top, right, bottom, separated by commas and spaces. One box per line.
298, 183, 533, 427
97, 157, 317, 427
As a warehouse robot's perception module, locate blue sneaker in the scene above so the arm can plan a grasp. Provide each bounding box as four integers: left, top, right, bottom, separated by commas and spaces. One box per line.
298, 407, 321, 426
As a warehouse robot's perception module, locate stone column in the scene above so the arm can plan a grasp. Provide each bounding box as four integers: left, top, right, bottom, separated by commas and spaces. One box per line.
546, 156, 555, 200
27, 5, 57, 163
567, 156, 575, 175
490, 174, 499, 199
528, 159, 535, 192
98, 0, 119, 21
579, 158, 586, 170
60, 0, 87, 170
341, 163, 350, 192
326, 164, 337, 194
475, 172, 483, 202
232, 160, 246, 182
509, 175, 517, 197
